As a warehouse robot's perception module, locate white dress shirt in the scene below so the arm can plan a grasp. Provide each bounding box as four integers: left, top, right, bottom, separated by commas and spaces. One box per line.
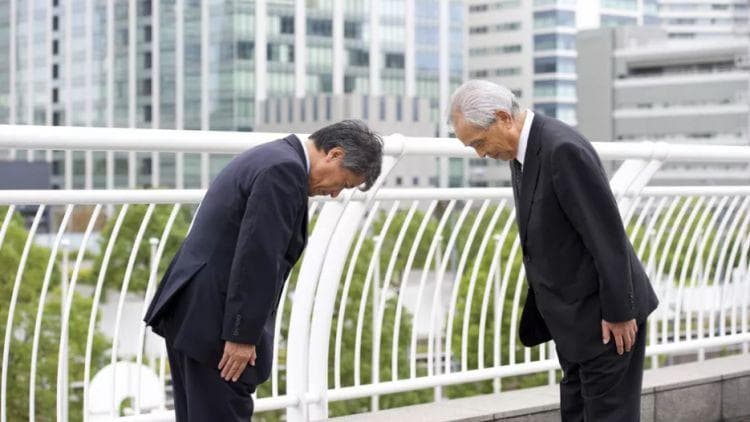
516, 109, 535, 169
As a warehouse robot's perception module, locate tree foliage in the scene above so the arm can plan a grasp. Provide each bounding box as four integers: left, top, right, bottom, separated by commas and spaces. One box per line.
0, 207, 108, 422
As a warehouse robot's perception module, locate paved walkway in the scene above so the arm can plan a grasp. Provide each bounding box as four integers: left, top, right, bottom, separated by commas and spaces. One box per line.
328, 353, 750, 422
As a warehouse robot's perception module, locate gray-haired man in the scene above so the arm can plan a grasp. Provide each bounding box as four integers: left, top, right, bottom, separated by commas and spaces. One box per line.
449, 80, 658, 421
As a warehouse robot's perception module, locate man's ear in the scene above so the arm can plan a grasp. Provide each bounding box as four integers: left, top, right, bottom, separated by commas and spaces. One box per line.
328, 147, 345, 161
494, 110, 513, 128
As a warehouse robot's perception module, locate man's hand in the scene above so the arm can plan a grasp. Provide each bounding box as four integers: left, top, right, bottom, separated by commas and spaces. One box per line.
218, 341, 257, 382
601, 319, 637, 355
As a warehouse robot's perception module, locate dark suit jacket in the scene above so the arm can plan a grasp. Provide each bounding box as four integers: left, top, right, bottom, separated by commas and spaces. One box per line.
144, 135, 309, 385
514, 114, 659, 362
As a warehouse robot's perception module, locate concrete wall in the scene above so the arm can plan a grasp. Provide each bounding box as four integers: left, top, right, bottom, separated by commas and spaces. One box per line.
576, 28, 615, 143
328, 353, 750, 422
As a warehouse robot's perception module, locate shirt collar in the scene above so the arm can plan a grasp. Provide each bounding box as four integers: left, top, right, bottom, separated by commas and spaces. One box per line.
516, 109, 534, 167
298, 136, 311, 174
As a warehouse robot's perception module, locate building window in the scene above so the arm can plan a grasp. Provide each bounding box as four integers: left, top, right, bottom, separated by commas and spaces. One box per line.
143, 105, 152, 123
280, 17, 294, 34
385, 53, 405, 69
412, 97, 419, 122
52, 64, 59, 79
52, 88, 58, 103
348, 49, 369, 67
495, 67, 521, 76
362, 95, 369, 119
396, 96, 402, 121
144, 52, 152, 69
264, 101, 270, 123
601, 14, 637, 27
288, 101, 293, 121
313, 99, 319, 120
495, 22, 521, 32
325, 96, 332, 120
237, 41, 254, 59
344, 76, 355, 93
140, 0, 152, 16
307, 18, 332, 36
412, 176, 419, 186
141, 157, 152, 175
276, 100, 282, 123
52, 40, 59, 55
344, 21, 361, 38
140, 78, 152, 95
144, 25, 152, 43
379, 97, 386, 120
534, 57, 575, 74
118, 29, 128, 45
533, 10, 575, 29
52, 111, 62, 126
52, 16, 59, 31
300, 101, 306, 122
534, 34, 575, 51
396, 176, 403, 186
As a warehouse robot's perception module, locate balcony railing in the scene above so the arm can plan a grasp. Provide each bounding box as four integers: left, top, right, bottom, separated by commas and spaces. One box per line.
0, 125, 749, 422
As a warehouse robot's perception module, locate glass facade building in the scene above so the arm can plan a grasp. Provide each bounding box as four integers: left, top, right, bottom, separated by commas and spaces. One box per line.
0, 0, 463, 188
468, 0, 659, 126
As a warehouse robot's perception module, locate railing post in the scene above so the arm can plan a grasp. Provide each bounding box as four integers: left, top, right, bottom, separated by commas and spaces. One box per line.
136, 237, 159, 414
547, 343, 556, 386
286, 203, 347, 422
305, 152, 401, 421
433, 236, 443, 402
371, 234, 383, 412
61, 239, 70, 422
306, 200, 368, 420
492, 234, 502, 394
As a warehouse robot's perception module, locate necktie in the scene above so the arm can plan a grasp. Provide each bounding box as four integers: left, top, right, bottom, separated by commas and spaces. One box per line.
511, 159, 523, 204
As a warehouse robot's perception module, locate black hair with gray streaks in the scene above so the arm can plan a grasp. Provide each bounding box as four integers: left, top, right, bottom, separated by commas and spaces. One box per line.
310, 119, 384, 191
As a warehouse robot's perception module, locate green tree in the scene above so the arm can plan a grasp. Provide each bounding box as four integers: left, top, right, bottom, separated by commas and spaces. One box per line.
0, 207, 108, 421
446, 205, 548, 398
85, 204, 193, 293
627, 197, 746, 287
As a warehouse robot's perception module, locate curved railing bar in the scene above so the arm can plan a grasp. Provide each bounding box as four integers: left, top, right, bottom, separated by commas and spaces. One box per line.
334, 202, 380, 388
461, 201, 504, 371
444, 200, 490, 373
29, 205, 73, 421
135, 204, 184, 413
82, 204, 130, 422
109, 204, 156, 417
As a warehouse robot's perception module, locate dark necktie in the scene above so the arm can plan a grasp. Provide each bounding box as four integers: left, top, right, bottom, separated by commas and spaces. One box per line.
511, 159, 523, 204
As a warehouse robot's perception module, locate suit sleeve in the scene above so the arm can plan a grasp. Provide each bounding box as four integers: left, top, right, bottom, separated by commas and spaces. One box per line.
550, 141, 635, 322
221, 162, 305, 345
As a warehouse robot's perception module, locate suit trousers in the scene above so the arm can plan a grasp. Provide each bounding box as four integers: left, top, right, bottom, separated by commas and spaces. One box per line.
167, 343, 256, 421
557, 322, 647, 422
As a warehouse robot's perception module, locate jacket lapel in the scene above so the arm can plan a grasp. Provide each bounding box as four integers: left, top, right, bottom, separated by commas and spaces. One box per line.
283, 134, 310, 246
518, 116, 544, 243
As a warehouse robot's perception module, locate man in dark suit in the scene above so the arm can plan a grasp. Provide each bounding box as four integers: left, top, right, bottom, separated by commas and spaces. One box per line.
449, 80, 659, 421
144, 120, 383, 421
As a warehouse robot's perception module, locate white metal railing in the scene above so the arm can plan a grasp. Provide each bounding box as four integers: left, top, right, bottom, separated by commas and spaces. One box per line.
3, 124, 750, 191
0, 127, 749, 422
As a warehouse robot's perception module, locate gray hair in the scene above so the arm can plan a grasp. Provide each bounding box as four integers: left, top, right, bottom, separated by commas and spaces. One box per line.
310, 119, 384, 191
448, 80, 521, 130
